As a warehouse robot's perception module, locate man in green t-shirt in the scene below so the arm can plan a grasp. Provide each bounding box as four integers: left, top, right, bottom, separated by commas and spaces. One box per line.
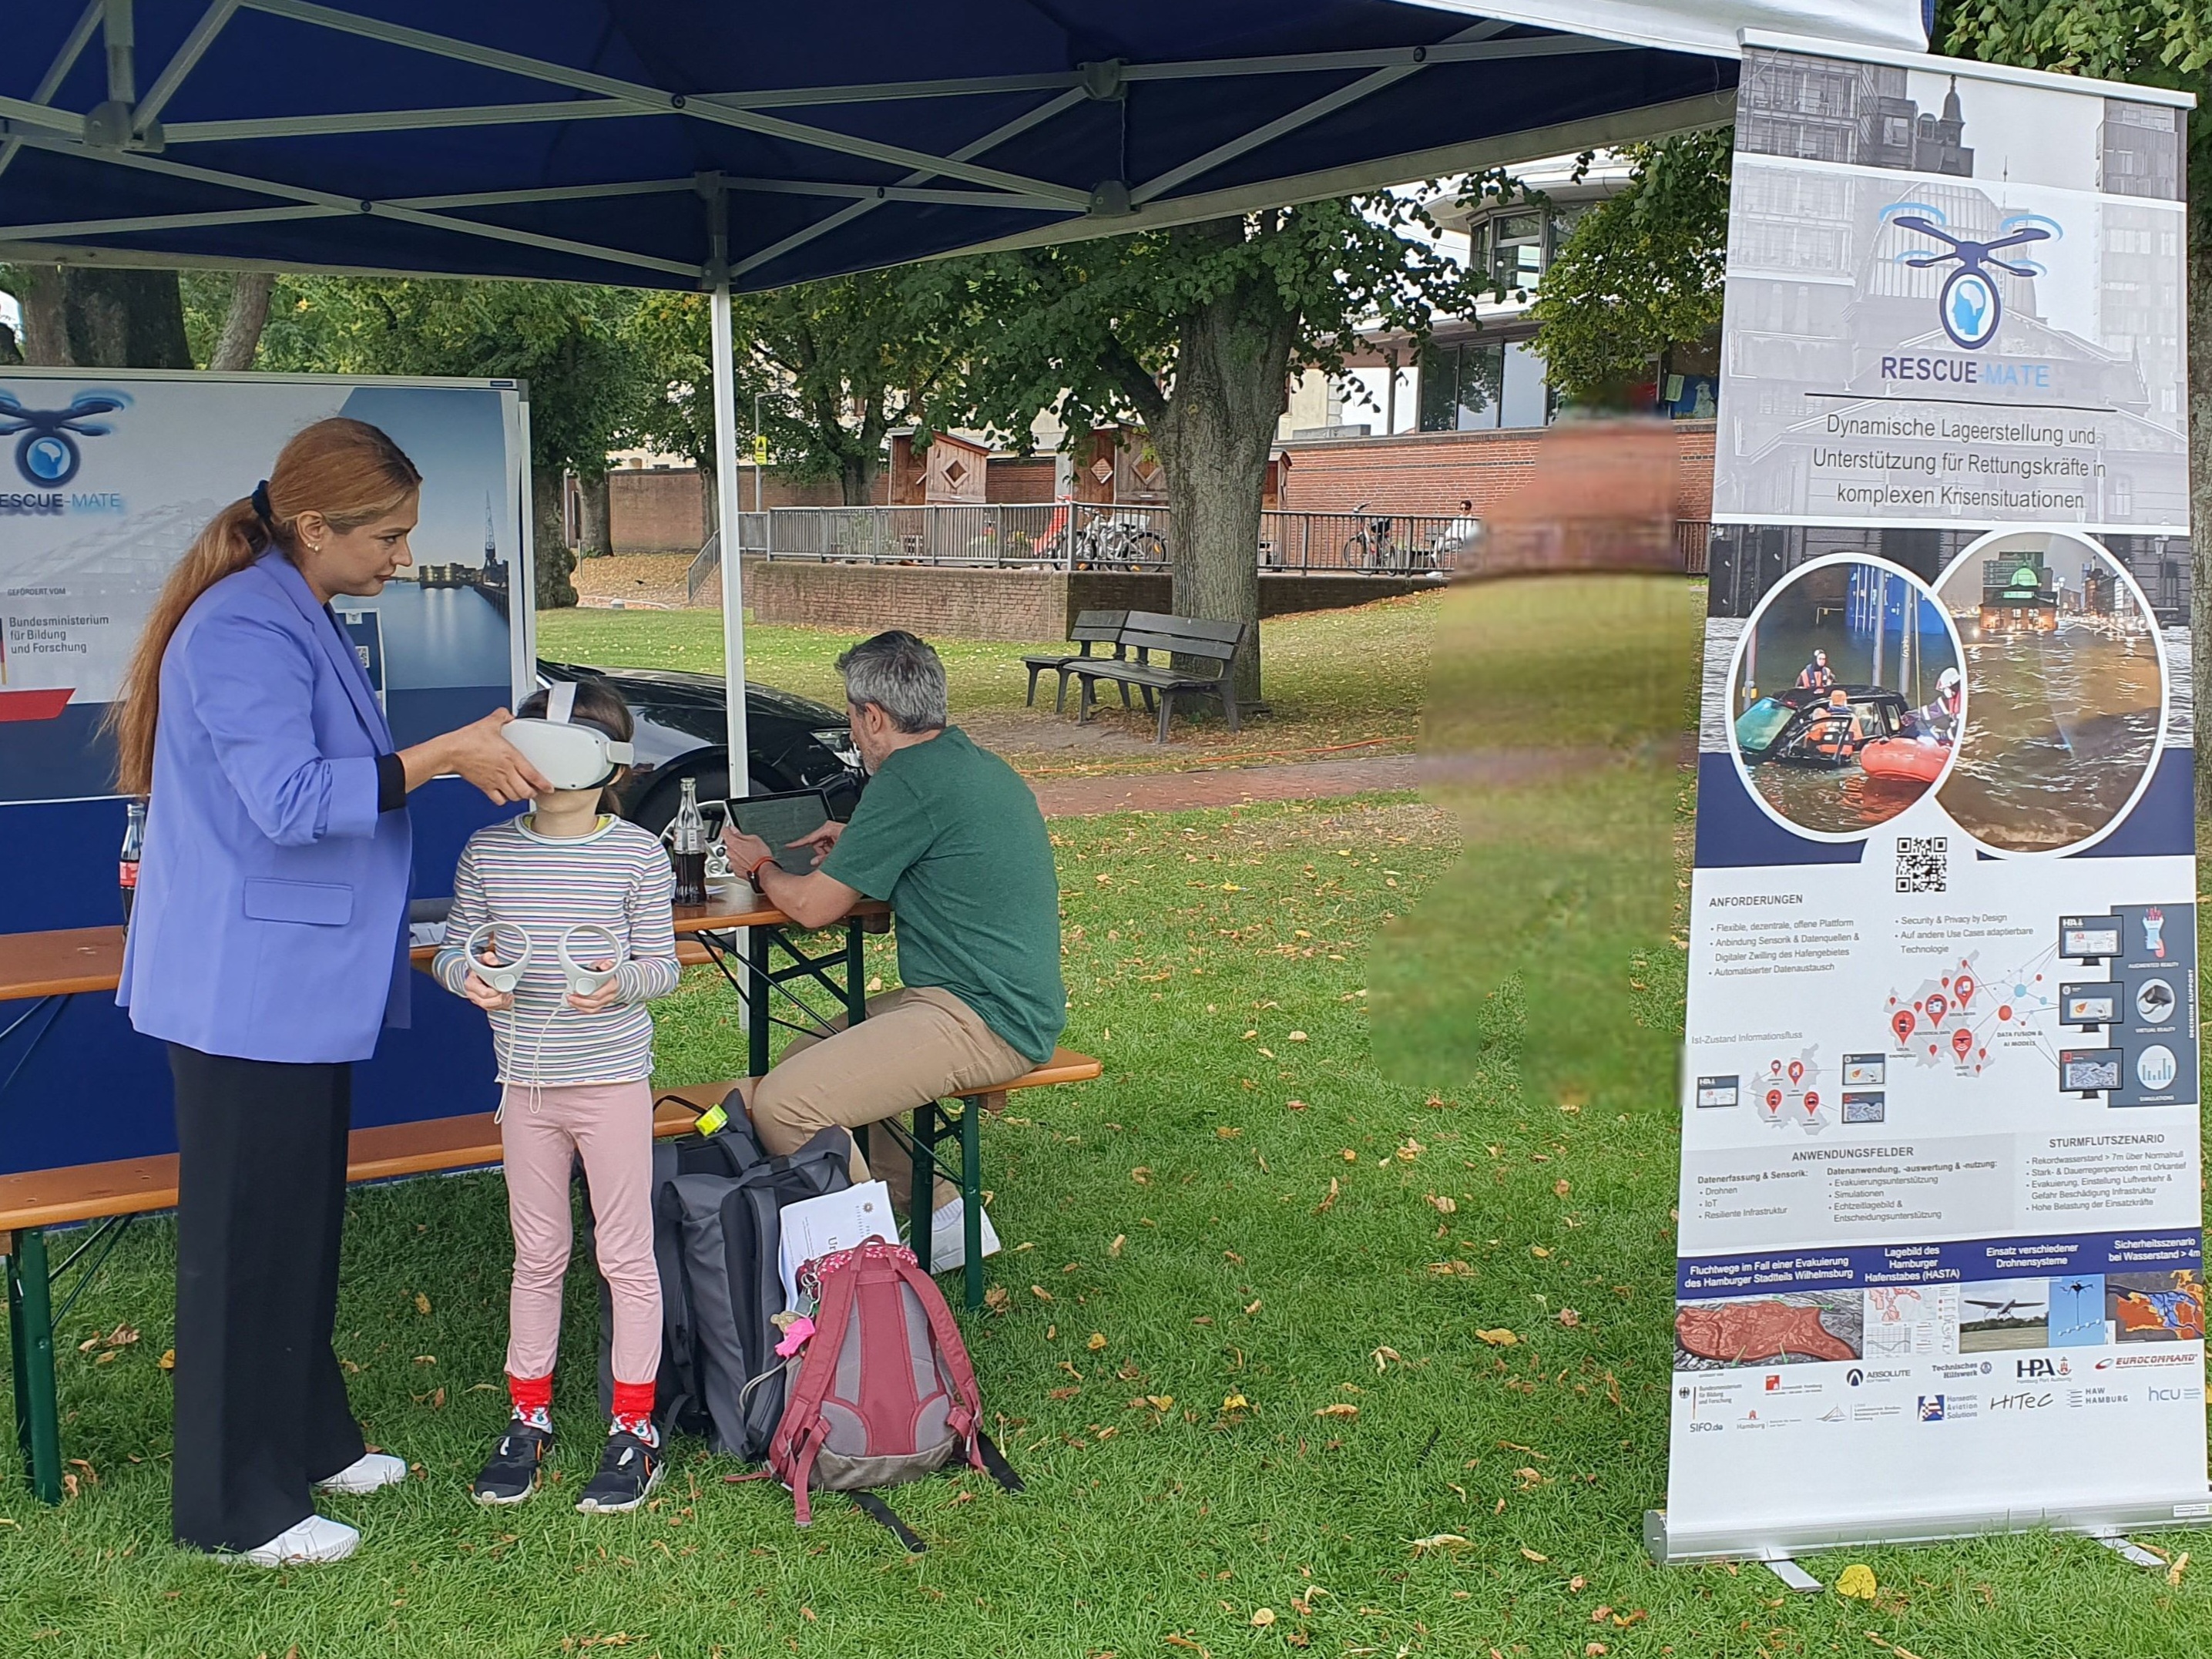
720, 630, 1064, 1273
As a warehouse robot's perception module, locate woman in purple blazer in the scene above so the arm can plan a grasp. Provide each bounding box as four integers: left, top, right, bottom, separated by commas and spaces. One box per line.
113, 418, 547, 1567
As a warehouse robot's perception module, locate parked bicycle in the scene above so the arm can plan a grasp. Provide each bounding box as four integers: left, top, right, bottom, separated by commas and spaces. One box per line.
1071, 508, 1167, 568
1341, 502, 1428, 573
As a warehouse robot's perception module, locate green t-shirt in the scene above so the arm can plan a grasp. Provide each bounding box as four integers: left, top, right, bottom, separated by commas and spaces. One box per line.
821, 727, 1066, 1064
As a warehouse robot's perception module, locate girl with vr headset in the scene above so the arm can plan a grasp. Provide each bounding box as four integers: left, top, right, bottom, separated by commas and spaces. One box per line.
432, 676, 680, 1513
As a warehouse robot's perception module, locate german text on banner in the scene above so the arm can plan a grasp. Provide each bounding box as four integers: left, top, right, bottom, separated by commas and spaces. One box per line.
1657, 42, 2204, 1562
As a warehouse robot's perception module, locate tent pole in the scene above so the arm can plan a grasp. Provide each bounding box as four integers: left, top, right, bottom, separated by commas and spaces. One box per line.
710, 267, 750, 798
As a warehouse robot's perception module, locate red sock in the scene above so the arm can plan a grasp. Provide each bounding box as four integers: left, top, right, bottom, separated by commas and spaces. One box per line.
611, 1379, 655, 1424
509, 1372, 552, 1425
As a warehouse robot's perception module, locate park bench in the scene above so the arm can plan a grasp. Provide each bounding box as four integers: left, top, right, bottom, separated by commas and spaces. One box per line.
1020, 608, 1129, 712
655, 1042, 1102, 1314
1069, 610, 1250, 742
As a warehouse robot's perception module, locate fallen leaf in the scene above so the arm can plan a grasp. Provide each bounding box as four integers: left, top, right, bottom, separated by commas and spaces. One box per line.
1287, 1032, 1307, 1043
1835, 1563, 1878, 1600
1409, 1533, 1469, 1553
1553, 1179, 1571, 1198
1372, 1346, 1402, 1372
1611, 1611, 1648, 1630
1519, 1546, 1548, 1562
1314, 1404, 1358, 1419
1586, 1645, 1608, 1657
1031, 1285, 1054, 1302
1221, 1394, 1250, 1411
1557, 1308, 1583, 1328
1286, 1099, 1308, 1111
1314, 1178, 1341, 1215
1428, 1194, 1458, 1214
1529, 1246, 1552, 1258
1340, 1149, 1358, 1163
1475, 1329, 1519, 1347
1223, 1250, 1245, 1264
865, 975, 883, 992
1133, 1167, 1153, 1185
1244, 1298, 1263, 1315
2169, 1551, 2190, 1589
1048, 1385, 1082, 1401
1086, 1332, 1108, 1352
413, 1291, 431, 1315
1215, 1126, 1243, 1140
983, 1286, 1012, 1315
1250, 1610, 1277, 1628
1146, 1395, 1174, 1410
1165, 1637, 1212, 1659
1110, 1234, 1126, 1258
158, 1348, 176, 1371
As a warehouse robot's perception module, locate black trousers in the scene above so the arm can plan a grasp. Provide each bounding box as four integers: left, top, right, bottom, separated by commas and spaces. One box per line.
169, 1045, 366, 1553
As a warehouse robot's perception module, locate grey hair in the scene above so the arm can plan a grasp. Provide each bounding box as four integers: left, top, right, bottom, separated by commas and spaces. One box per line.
836, 630, 948, 734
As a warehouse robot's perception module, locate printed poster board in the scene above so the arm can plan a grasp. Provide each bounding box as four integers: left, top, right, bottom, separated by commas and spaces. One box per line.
0, 371, 534, 1176
1658, 41, 2205, 1560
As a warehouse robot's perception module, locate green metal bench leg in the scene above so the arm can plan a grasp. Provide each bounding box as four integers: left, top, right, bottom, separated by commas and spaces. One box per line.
960, 1095, 984, 1311
6, 1229, 62, 1504
909, 1103, 936, 1260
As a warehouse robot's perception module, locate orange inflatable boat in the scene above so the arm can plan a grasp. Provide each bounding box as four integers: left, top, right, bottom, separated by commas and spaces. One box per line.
1857, 737, 1946, 785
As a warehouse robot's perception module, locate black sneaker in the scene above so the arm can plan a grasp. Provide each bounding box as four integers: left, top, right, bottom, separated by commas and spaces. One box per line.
575, 1429, 663, 1514
472, 1422, 553, 1506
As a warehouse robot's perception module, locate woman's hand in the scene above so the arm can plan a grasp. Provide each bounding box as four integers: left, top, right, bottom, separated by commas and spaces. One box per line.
566, 961, 623, 1013
401, 710, 550, 804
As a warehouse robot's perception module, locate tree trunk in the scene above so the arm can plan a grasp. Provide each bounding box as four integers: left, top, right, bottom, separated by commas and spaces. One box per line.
532, 466, 576, 609
14, 265, 73, 365
64, 269, 191, 368
838, 452, 878, 505
579, 468, 612, 557
1153, 227, 1297, 704
0, 318, 18, 365
209, 271, 275, 371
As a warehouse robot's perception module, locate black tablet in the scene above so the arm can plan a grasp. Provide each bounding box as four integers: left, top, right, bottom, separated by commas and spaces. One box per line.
725, 788, 835, 875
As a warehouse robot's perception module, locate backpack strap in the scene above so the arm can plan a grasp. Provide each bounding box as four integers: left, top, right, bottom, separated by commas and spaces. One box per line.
888, 1255, 989, 1466
771, 1256, 861, 1526
850, 1490, 928, 1553
973, 1430, 1025, 1496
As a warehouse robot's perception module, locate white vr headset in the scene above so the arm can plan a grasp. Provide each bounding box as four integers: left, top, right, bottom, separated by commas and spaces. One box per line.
504, 680, 635, 791
463, 919, 624, 998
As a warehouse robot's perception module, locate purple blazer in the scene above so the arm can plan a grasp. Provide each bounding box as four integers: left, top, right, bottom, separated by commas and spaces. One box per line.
118, 552, 413, 1064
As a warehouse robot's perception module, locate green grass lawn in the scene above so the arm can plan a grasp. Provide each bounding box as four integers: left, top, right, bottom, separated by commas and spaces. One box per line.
6, 784, 2209, 1657
536, 597, 1435, 775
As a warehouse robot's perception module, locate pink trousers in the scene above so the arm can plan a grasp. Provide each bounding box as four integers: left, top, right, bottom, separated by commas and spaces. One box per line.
500, 1080, 661, 1387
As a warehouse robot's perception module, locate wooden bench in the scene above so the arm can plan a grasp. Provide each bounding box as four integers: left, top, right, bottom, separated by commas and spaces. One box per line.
1019, 609, 1129, 712
0, 1098, 707, 1506
1069, 610, 1250, 742
655, 1043, 1102, 1312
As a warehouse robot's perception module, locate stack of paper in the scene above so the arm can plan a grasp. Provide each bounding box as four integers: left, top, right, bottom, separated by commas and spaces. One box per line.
777, 1180, 896, 1310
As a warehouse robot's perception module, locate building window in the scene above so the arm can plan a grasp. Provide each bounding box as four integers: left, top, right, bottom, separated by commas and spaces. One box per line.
1418, 341, 1549, 432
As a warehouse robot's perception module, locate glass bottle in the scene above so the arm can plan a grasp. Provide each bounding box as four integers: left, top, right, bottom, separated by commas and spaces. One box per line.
670, 776, 708, 906
119, 798, 147, 929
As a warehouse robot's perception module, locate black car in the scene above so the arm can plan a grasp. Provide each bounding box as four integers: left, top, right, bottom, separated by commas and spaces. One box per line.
1734, 685, 1911, 768
537, 658, 865, 835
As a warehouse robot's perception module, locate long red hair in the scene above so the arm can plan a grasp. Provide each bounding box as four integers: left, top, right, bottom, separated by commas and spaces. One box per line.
109, 418, 421, 794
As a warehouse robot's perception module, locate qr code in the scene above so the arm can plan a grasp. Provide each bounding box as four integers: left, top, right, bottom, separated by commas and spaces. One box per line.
1895, 835, 1947, 894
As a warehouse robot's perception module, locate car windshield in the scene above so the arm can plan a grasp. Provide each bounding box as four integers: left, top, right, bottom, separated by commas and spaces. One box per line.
1734, 697, 1794, 752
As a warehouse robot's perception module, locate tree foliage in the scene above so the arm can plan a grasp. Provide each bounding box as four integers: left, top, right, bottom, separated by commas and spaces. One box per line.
1525, 131, 1732, 401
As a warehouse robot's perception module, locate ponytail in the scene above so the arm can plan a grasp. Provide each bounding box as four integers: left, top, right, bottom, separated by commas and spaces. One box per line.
107, 418, 421, 795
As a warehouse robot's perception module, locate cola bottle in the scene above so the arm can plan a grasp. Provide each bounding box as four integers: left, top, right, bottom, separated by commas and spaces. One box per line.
119, 798, 147, 929
670, 776, 709, 906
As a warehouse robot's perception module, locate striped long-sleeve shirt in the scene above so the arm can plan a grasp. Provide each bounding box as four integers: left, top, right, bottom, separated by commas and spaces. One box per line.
432, 814, 680, 1086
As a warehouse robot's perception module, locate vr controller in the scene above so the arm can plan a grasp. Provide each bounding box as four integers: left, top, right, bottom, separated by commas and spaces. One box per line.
462, 921, 626, 998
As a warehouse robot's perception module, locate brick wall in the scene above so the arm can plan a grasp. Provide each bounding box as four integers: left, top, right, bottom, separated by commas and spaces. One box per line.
609, 469, 705, 554
739, 561, 1441, 640
1281, 419, 1717, 522
988, 455, 1057, 502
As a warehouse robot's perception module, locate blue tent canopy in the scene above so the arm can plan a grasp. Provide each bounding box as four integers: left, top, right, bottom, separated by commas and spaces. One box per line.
0, 1, 1924, 292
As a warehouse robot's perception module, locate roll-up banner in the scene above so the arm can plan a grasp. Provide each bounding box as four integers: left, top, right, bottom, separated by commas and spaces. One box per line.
1656, 38, 2204, 1561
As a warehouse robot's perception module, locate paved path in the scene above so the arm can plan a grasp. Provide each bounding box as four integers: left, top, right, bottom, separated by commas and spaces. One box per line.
1027, 748, 1605, 818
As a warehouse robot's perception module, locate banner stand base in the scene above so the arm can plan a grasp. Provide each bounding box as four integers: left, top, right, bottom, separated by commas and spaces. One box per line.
1644, 1500, 2212, 1566
1762, 1559, 1823, 1594
2096, 1535, 2170, 1571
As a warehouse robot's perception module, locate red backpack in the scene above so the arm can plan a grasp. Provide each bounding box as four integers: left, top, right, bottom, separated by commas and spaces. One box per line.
749, 1240, 1019, 1546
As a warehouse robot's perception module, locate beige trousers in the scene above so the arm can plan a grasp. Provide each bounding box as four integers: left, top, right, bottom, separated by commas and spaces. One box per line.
745, 985, 1031, 1214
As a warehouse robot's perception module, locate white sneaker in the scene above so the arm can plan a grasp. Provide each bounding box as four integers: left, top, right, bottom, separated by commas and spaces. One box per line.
315, 1451, 408, 1495
230, 1514, 360, 1567
929, 1197, 1002, 1273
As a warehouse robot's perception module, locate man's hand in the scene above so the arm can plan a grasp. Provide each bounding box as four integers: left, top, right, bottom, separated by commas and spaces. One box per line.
720, 825, 776, 878
406, 710, 551, 805
787, 818, 843, 868
566, 960, 623, 1013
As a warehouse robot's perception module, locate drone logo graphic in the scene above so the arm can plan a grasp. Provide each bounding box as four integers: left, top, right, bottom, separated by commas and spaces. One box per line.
1889, 217, 2051, 351
0, 389, 129, 488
